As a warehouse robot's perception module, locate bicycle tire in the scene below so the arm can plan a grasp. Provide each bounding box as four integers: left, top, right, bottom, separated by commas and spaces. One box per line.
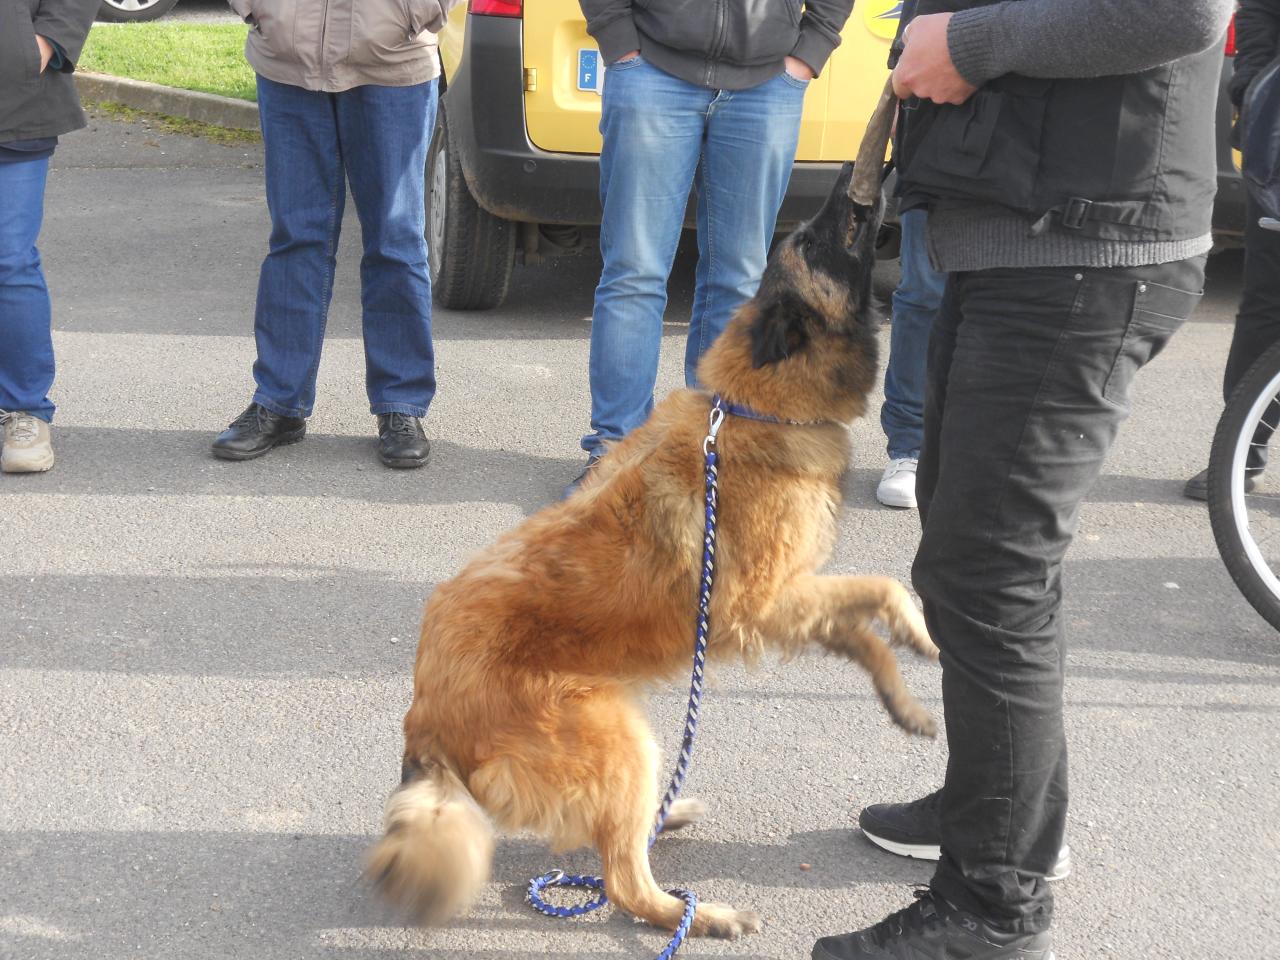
1208, 337, 1280, 632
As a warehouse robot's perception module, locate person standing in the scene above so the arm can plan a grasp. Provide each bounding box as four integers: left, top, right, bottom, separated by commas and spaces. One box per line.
0, 0, 99, 474
213, 0, 460, 469
813, 2, 1233, 959
1183, 0, 1280, 500
568, 0, 856, 496
877, 0, 947, 510
877, 209, 946, 508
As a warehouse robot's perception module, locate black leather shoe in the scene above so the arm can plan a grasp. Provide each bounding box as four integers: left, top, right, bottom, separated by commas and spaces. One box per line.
377, 413, 430, 468
211, 403, 306, 460
812, 890, 1054, 960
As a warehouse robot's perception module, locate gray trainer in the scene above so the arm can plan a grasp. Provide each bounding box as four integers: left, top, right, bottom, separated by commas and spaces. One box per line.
1, 410, 55, 474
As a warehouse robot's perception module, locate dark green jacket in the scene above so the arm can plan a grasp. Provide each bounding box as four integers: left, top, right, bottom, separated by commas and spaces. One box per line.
0, 0, 99, 143
580, 0, 855, 91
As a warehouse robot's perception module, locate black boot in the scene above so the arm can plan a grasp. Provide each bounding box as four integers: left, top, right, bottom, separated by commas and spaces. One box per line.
377, 413, 430, 469
211, 403, 306, 461
813, 890, 1054, 960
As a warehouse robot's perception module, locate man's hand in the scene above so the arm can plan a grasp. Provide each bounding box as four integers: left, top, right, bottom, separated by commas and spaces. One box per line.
784, 55, 815, 81
891, 13, 978, 105
36, 34, 54, 73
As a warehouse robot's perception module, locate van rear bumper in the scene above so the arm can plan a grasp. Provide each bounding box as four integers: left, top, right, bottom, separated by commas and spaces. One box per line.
448, 15, 849, 228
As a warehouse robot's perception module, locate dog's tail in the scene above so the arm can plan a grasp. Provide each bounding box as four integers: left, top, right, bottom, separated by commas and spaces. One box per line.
365, 757, 495, 925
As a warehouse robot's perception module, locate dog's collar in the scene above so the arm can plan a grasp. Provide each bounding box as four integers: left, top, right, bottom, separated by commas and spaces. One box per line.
712, 393, 825, 427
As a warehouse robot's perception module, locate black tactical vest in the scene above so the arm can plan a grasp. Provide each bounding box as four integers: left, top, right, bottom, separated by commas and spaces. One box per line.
897, 0, 1221, 242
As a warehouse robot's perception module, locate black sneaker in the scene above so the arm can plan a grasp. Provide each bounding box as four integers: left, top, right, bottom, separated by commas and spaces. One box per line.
377, 413, 430, 469
812, 889, 1054, 960
1182, 466, 1261, 501
859, 790, 1071, 882
560, 451, 603, 500
211, 403, 306, 461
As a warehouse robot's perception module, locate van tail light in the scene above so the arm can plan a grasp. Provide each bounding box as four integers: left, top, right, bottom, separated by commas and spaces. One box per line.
1225, 14, 1237, 57
470, 0, 522, 15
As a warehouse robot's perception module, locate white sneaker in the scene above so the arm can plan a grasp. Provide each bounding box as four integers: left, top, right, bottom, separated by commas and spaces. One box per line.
1, 410, 55, 473
876, 456, 917, 508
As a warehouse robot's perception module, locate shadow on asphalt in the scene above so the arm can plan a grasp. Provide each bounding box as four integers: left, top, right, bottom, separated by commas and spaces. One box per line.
2, 571, 436, 676
6, 558, 1276, 681
1, 828, 925, 960
25, 429, 575, 513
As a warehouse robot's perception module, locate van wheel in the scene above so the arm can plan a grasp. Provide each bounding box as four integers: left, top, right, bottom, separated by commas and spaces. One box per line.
97, 0, 180, 23
426, 104, 516, 311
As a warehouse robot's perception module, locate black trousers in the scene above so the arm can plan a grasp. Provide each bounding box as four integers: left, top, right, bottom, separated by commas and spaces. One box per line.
1224, 194, 1280, 399
913, 257, 1207, 932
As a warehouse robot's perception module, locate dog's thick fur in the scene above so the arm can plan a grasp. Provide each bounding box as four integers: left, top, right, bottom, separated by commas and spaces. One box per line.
367, 166, 938, 939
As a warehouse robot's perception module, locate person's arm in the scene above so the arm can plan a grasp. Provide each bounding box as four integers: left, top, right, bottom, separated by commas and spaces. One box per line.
32, 0, 98, 72
1229, 0, 1280, 107
580, 0, 639, 65
790, 0, 856, 78
895, 0, 1234, 104
946, 0, 1236, 87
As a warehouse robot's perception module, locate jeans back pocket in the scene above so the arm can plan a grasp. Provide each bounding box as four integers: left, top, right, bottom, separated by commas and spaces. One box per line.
1102, 278, 1204, 406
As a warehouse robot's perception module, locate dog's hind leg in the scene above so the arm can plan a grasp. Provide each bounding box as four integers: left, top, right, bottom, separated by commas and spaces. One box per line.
764, 574, 938, 737
581, 698, 760, 939
659, 797, 707, 832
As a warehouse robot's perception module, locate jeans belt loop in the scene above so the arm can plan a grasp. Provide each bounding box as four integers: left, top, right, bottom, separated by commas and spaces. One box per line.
1062, 197, 1093, 230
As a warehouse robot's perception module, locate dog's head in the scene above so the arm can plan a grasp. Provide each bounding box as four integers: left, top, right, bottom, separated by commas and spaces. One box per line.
749, 162, 882, 370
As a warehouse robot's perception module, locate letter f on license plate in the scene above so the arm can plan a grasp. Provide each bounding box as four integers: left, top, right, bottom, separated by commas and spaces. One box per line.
577, 48, 604, 94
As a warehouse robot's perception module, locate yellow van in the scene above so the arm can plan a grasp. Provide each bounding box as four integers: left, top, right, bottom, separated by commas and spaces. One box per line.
429, 1, 1245, 309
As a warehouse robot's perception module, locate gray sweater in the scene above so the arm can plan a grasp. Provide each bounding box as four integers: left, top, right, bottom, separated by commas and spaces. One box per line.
925, 0, 1236, 272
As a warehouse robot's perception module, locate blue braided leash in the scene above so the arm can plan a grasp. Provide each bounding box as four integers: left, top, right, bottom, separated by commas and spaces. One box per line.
526, 394, 735, 959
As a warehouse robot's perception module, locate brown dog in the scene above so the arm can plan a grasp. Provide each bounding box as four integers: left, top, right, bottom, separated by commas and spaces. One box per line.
367, 165, 939, 940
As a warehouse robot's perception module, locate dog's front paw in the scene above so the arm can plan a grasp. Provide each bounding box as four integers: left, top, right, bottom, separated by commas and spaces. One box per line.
899, 702, 937, 739
693, 902, 763, 939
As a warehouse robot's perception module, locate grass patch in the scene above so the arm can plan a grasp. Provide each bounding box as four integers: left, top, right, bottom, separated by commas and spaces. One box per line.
80, 23, 256, 102
86, 100, 261, 146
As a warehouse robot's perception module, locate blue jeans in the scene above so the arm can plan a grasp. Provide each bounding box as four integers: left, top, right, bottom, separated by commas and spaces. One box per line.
0, 155, 54, 423
583, 58, 807, 454
881, 209, 946, 460
251, 75, 438, 419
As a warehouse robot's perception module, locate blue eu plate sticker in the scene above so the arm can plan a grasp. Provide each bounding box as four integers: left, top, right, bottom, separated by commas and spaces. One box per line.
578, 48, 604, 94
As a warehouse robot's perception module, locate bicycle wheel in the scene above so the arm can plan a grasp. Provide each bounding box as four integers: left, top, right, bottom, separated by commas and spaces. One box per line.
1208, 338, 1280, 631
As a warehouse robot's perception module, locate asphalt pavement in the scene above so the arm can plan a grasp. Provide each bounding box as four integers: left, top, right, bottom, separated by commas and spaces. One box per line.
1, 111, 1277, 960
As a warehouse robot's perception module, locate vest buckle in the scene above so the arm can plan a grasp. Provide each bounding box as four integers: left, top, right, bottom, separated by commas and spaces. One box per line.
1062, 197, 1093, 230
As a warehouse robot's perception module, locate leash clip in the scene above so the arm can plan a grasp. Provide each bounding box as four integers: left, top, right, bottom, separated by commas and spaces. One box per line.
704, 397, 726, 455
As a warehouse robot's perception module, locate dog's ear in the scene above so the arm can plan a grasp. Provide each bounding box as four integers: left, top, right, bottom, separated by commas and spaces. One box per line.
750, 291, 813, 368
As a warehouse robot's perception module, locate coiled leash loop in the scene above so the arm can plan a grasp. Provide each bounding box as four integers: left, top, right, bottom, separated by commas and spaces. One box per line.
526, 395, 730, 958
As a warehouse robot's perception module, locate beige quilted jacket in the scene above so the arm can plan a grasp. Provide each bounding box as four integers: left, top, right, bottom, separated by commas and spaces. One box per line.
226, 0, 459, 92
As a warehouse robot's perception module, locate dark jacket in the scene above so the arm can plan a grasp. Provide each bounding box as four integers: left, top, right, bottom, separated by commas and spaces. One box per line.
579, 0, 855, 91
0, 0, 99, 144
898, 0, 1221, 247
1229, 0, 1280, 149
1230, 0, 1280, 108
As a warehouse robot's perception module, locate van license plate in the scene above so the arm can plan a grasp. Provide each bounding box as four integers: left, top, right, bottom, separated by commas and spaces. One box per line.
577, 48, 604, 94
